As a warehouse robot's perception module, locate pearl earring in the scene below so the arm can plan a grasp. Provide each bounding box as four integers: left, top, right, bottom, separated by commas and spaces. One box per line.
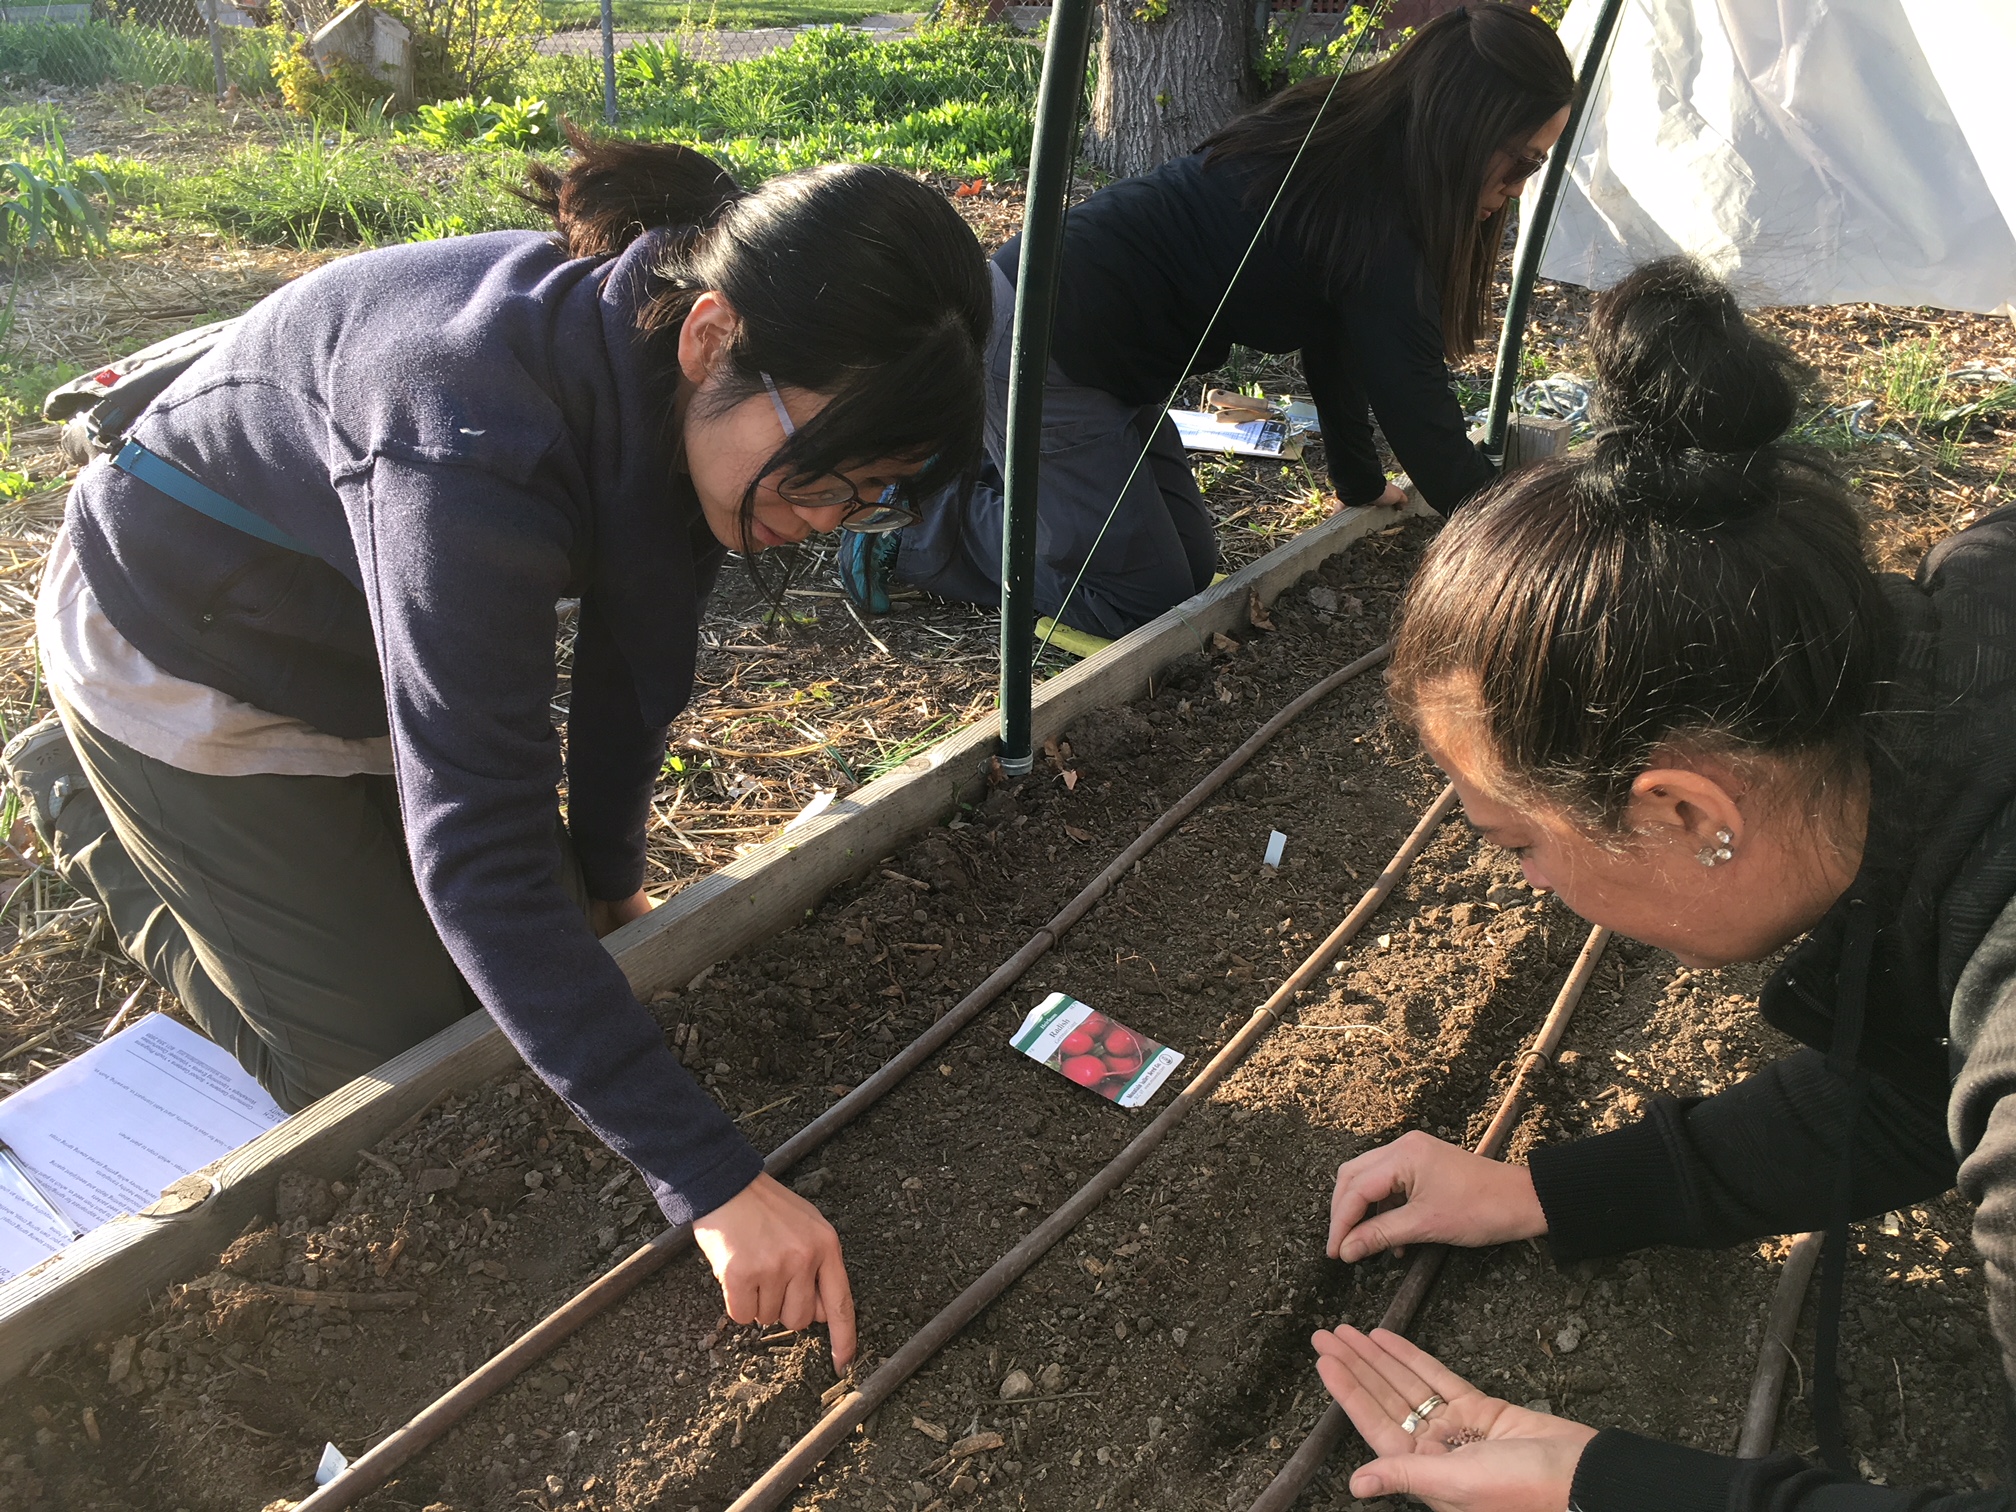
1697, 828, 1734, 867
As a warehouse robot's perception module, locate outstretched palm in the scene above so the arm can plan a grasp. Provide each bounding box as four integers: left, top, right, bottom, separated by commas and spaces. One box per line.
1314, 1325, 1597, 1512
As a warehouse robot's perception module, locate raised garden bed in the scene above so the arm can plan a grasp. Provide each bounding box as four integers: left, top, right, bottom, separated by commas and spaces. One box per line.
2, 511, 1996, 1512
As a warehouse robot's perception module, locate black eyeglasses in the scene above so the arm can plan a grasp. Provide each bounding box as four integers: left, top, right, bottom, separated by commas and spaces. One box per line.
761, 373, 921, 535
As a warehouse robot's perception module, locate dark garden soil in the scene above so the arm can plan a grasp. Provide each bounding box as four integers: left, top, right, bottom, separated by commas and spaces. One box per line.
0, 516, 2000, 1512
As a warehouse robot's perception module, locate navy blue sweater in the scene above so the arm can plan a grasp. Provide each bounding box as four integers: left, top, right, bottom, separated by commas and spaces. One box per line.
65, 229, 765, 1228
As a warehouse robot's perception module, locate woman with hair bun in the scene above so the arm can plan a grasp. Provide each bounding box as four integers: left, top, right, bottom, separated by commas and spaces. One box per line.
845, 2, 1573, 640
1313, 258, 2016, 1510
4, 129, 993, 1362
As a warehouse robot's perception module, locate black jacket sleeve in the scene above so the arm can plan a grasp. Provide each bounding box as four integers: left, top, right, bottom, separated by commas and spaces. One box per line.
1951, 893, 2016, 1415
1327, 244, 1497, 513
1571, 1431, 2002, 1512
1553, 896, 2016, 1512
1299, 333, 1389, 508
1530, 1049, 1955, 1259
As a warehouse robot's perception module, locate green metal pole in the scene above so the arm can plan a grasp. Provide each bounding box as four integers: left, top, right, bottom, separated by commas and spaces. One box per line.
206, 2, 228, 99
1482, 0, 1627, 459
599, 0, 618, 126
997, 0, 1094, 777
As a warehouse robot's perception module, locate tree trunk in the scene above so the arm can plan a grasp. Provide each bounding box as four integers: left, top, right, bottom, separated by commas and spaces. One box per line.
1085, 0, 1258, 180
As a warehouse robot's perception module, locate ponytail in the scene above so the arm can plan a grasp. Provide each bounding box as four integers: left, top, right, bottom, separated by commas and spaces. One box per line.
519, 123, 742, 259
1389, 256, 1890, 826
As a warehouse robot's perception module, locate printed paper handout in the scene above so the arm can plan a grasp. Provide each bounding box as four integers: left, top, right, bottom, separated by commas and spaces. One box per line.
1011, 993, 1184, 1109
0, 1014, 287, 1283
1169, 409, 1298, 460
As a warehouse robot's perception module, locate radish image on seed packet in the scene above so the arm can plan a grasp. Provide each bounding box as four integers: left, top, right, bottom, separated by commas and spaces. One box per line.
1011, 993, 1184, 1108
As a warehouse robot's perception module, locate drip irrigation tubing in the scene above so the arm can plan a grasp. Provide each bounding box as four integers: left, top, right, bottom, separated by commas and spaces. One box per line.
293, 640, 1395, 1512
1245, 921, 1613, 1512
1737, 1230, 1822, 1458
723, 785, 1464, 1512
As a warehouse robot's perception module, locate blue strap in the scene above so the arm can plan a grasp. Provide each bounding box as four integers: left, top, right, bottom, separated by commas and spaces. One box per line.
112, 440, 314, 556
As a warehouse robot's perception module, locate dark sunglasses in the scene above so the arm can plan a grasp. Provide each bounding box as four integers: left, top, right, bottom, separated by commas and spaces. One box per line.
1499, 145, 1551, 190
760, 372, 921, 535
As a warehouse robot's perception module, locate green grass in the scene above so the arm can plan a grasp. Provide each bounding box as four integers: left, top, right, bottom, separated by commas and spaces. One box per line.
113, 130, 547, 247
541, 0, 889, 29
1870, 337, 1950, 423
1866, 334, 2016, 431
0, 22, 1036, 256
521, 23, 1041, 182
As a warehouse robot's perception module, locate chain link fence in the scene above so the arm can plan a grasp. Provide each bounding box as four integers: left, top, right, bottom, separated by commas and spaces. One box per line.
0, 0, 280, 95
0, 0, 985, 100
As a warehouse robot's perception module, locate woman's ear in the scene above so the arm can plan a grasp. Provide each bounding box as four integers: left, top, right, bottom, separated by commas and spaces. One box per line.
678, 290, 739, 386
1625, 765, 1745, 857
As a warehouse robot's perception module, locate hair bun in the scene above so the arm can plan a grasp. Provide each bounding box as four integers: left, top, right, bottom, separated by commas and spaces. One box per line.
1588, 257, 1799, 456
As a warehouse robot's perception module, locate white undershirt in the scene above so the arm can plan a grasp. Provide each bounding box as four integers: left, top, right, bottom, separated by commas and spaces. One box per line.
36, 525, 393, 779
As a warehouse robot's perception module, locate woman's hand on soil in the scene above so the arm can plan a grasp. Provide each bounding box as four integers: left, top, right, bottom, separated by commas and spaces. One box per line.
1327, 1131, 1545, 1260
1316, 1325, 1597, 1512
694, 1173, 857, 1369
589, 888, 657, 938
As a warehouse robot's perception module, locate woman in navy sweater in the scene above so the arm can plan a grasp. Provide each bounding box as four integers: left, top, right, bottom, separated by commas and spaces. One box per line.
9, 133, 991, 1365
854, 3, 1573, 639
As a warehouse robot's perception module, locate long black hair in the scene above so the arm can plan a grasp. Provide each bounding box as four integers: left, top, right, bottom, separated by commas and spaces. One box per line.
1202, 4, 1571, 358
1389, 257, 1890, 828
524, 127, 991, 559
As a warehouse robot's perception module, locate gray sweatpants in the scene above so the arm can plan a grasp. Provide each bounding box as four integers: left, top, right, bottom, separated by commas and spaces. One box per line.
896, 263, 1218, 640
52, 705, 582, 1112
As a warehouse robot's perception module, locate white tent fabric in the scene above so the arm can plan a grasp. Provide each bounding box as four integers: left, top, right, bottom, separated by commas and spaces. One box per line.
1535, 0, 2016, 315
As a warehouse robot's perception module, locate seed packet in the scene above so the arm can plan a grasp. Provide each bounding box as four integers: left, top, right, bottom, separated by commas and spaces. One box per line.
1010, 993, 1184, 1109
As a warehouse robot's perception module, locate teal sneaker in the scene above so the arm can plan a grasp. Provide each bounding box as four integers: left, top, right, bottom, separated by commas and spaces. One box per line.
837, 529, 902, 616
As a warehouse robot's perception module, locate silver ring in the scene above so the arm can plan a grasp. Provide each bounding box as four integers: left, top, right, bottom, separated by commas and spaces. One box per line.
1400, 1394, 1444, 1434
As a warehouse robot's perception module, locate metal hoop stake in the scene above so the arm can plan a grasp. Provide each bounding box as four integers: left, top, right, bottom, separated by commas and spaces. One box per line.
997, 0, 1096, 774
1482, 0, 1629, 460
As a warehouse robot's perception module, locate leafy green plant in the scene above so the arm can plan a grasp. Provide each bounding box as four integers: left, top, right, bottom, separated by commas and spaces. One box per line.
610, 38, 701, 93
409, 94, 553, 149
405, 211, 474, 239
383, 0, 549, 100
0, 126, 112, 256
271, 32, 390, 121
1261, 6, 1391, 90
